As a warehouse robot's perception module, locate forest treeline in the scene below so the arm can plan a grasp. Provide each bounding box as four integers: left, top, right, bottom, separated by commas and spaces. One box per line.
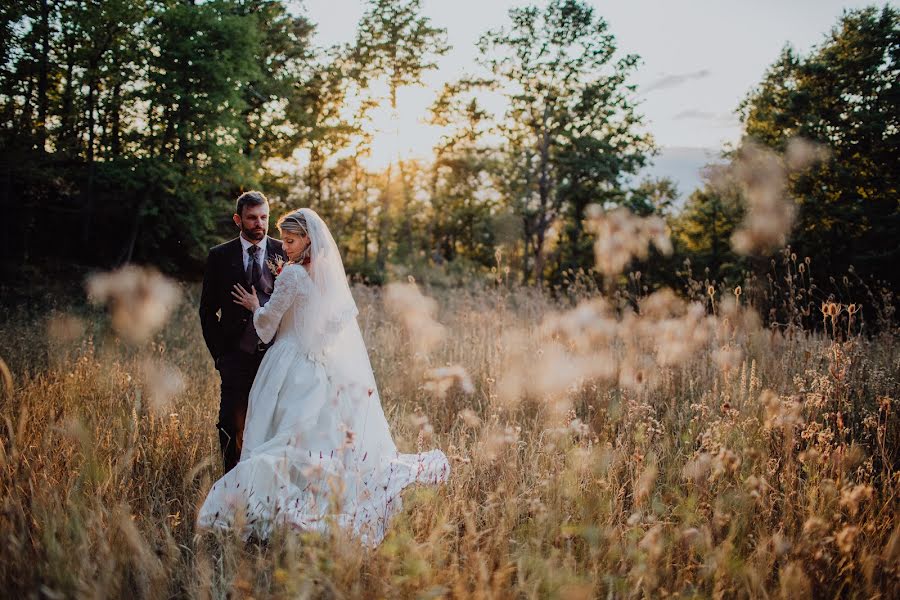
1, 0, 897, 291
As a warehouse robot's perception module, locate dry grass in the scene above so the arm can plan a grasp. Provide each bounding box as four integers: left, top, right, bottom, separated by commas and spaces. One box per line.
0, 265, 897, 599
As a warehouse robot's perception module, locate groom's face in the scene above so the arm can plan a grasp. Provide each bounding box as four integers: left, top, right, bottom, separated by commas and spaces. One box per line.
234, 203, 269, 242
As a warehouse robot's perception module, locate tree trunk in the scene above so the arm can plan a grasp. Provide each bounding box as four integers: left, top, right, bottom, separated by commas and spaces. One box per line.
521, 216, 531, 284
19, 74, 35, 133
356, 157, 370, 267
396, 158, 414, 260
120, 192, 147, 265
59, 34, 76, 153
36, 0, 50, 152
111, 80, 122, 157
308, 145, 324, 203
533, 107, 552, 286
376, 163, 393, 273
82, 71, 97, 246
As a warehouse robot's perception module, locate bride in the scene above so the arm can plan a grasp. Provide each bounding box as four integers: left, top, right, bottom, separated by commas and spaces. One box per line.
196, 208, 450, 546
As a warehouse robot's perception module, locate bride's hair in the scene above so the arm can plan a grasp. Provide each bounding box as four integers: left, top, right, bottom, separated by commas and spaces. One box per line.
276, 210, 311, 264
277, 210, 308, 236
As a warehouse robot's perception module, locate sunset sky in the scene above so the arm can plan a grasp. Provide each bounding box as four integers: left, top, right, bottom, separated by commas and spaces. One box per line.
299, 0, 879, 195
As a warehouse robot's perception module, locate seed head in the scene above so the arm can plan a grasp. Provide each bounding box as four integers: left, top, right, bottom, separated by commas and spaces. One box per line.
86, 266, 181, 344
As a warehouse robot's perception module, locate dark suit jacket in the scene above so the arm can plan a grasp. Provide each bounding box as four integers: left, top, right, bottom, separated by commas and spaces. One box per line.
199, 236, 286, 362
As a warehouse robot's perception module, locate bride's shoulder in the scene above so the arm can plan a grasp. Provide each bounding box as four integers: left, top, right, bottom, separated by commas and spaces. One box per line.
281, 262, 311, 280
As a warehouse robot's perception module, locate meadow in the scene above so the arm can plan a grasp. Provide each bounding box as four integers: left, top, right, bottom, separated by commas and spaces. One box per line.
0, 256, 897, 599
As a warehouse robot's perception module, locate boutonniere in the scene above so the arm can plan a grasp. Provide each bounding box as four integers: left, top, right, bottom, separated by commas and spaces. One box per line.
266, 255, 286, 277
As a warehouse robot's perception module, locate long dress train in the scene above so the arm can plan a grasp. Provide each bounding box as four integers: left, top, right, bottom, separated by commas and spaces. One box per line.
197, 210, 450, 546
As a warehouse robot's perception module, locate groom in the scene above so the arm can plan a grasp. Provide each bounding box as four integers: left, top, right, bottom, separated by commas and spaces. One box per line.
199, 191, 287, 474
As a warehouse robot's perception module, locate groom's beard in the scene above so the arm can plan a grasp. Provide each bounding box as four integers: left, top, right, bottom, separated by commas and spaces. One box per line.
243, 227, 266, 242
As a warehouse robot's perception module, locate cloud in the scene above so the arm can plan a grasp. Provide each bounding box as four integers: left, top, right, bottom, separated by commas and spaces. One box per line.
673, 109, 740, 128
673, 109, 718, 120
643, 69, 711, 93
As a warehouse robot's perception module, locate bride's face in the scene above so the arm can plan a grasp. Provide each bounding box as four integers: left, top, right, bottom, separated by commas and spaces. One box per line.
281, 230, 310, 261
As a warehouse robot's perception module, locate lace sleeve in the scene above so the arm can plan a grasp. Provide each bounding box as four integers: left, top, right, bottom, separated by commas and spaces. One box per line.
253, 265, 303, 344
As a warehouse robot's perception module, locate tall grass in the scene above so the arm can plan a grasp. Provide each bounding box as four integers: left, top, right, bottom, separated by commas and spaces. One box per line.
0, 263, 897, 598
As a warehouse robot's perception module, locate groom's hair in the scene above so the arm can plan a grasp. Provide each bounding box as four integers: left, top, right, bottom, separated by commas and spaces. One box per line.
235, 191, 268, 217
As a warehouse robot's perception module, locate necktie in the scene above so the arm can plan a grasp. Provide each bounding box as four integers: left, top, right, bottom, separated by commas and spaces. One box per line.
247, 245, 261, 287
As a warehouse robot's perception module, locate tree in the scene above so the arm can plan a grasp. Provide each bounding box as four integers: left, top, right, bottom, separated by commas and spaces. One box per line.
234, 0, 315, 165
426, 79, 498, 267
351, 0, 450, 272
479, 0, 654, 284
0, 0, 327, 271
624, 177, 679, 217
672, 174, 746, 283
739, 5, 899, 288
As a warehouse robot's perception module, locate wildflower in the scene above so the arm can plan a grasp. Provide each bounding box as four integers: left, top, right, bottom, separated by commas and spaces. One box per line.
761, 390, 804, 430
409, 414, 433, 435
634, 463, 658, 506
585, 206, 673, 277
458, 408, 481, 428
338, 423, 356, 449
712, 448, 741, 477
744, 474, 768, 499
785, 137, 830, 170
717, 139, 826, 256
140, 359, 185, 414
680, 527, 704, 549
779, 562, 812, 599
481, 425, 519, 460
835, 525, 859, 554
423, 364, 475, 397
839, 484, 873, 516
771, 532, 792, 557
802, 516, 829, 538
713, 345, 743, 372
384, 282, 445, 355
638, 524, 665, 561
86, 265, 181, 343
683, 453, 713, 484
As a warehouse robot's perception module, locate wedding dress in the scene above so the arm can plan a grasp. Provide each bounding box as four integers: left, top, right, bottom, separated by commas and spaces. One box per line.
196, 209, 450, 546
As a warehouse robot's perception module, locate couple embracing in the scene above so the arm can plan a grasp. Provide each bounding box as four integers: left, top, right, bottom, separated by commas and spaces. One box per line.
197, 191, 449, 546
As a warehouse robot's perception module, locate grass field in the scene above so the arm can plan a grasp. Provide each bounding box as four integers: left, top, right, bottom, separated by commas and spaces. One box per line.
0, 262, 897, 599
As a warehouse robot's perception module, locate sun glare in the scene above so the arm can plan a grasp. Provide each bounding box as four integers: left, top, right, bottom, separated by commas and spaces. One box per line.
358, 85, 447, 171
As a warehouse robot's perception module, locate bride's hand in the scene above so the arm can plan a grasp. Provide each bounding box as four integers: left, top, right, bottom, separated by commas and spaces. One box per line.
231, 284, 260, 312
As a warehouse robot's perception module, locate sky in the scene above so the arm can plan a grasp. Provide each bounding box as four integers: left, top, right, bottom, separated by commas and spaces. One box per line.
296, 0, 884, 194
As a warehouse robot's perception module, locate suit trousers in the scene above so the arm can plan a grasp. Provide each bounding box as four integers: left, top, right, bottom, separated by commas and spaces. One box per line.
216, 349, 265, 474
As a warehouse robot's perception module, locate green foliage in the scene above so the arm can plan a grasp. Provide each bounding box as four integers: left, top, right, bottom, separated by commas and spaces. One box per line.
351, 0, 450, 273
0, 0, 314, 271
351, 0, 450, 110
426, 80, 499, 268
4, 0, 894, 292
738, 4, 899, 288
672, 178, 747, 284
477, 0, 655, 284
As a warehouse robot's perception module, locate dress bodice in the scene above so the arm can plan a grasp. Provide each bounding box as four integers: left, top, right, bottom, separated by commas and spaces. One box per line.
252, 263, 314, 351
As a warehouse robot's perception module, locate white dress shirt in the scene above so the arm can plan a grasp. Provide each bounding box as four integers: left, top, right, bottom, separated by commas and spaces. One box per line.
239, 234, 267, 271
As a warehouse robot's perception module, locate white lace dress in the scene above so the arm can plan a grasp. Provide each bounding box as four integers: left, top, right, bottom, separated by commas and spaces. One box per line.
197, 263, 450, 545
